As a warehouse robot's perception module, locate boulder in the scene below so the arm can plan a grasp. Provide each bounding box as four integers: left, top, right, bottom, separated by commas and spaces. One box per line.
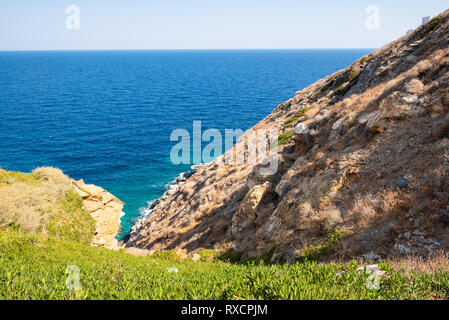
292, 123, 314, 153
432, 113, 449, 139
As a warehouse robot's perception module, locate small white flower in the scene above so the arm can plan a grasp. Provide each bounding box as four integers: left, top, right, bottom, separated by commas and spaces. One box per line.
365, 273, 381, 290
167, 267, 179, 273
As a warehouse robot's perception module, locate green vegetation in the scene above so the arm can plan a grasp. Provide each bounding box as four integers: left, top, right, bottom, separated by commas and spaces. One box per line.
298, 229, 350, 262
0, 169, 41, 186
197, 249, 217, 261
276, 101, 291, 111
278, 130, 294, 145
0, 167, 81, 234
419, 16, 442, 39
360, 50, 384, 66
348, 69, 361, 82
310, 87, 323, 100
284, 106, 313, 128
333, 68, 361, 97
425, 16, 442, 33
47, 191, 96, 244
263, 174, 282, 185
1, 228, 449, 300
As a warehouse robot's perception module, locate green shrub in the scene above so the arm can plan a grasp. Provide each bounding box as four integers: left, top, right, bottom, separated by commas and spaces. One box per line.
197, 249, 217, 261
284, 106, 313, 128
217, 249, 243, 263
298, 229, 350, 262
333, 69, 361, 97
420, 16, 442, 38
427, 16, 441, 31
152, 249, 183, 261
277, 101, 291, 111
278, 130, 294, 145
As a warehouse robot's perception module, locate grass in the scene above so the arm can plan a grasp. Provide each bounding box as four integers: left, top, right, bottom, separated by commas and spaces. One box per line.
46, 190, 96, 244
278, 130, 294, 145
284, 106, 313, 128
310, 87, 323, 100
333, 69, 361, 97
0, 169, 41, 186
424, 16, 442, 35
276, 101, 291, 111
1, 228, 449, 300
0, 167, 77, 234
297, 229, 351, 262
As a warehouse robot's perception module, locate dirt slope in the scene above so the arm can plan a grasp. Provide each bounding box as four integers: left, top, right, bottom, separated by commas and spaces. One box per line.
127, 10, 449, 262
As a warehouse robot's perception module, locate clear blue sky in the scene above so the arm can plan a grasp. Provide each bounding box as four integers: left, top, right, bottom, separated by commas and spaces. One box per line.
0, 0, 448, 50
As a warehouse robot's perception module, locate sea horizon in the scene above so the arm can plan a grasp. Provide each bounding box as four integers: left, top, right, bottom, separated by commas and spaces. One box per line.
0, 48, 376, 52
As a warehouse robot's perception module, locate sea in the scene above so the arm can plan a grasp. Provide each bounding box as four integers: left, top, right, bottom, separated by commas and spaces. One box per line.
0, 49, 371, 238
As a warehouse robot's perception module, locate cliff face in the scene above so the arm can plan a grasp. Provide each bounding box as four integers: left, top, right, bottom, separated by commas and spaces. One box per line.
127, 10, 449, 262
72, 179, 124, 250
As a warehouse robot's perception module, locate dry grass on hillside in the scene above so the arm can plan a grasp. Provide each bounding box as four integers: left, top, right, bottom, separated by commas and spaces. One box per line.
389, 251, 449, 275
0, 167, 71, 232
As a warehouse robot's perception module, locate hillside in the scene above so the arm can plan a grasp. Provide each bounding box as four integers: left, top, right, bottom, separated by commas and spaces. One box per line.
0, 167, 123, 249
126, 10, 449, 263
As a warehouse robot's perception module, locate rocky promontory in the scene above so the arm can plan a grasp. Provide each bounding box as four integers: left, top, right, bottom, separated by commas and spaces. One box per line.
72, 179, 124, 250
0, 167, 123, 250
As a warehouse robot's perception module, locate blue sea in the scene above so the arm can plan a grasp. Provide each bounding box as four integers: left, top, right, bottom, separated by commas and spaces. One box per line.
0, 49, 371, 238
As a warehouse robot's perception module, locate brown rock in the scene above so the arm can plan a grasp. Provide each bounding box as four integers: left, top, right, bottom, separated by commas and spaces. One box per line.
124, 247, 150, 257
72, 179, 124, 250
292, 123, 314, 153
436, 211, 449, 224
432, 114, 449, 139
405, 79, 424, 94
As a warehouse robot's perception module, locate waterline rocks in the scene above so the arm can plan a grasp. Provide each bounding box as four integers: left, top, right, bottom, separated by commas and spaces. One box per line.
126, 163, 205, 247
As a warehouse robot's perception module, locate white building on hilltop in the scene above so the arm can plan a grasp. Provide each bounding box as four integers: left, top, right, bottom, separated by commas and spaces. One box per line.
422, 16, 433, 24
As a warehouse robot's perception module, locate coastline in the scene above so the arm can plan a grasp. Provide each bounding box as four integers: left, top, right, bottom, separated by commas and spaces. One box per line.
124, 163, 204, 247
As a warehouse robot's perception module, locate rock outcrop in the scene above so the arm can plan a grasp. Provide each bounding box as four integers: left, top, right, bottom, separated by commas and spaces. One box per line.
73, 179, 124, 250
127, 10, 449, 262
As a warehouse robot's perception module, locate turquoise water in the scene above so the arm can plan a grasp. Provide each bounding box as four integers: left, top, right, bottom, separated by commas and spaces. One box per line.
0, 49, 371, 237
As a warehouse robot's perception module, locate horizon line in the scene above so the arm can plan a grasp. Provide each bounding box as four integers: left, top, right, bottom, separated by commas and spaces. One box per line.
0, 48, 376, 53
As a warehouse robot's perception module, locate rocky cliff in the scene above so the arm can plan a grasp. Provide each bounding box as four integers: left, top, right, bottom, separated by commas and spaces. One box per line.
72, 179, 124, 250
127, 9, 449, 262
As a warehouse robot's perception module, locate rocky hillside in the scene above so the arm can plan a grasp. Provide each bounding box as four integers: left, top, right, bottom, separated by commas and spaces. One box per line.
127, 10, 449, 262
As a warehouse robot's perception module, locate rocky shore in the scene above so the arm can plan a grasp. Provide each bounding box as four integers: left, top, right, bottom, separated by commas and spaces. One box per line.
125, 164, 204, 247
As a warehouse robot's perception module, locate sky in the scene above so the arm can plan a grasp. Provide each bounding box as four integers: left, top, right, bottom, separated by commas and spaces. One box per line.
0, 0, 448, 51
